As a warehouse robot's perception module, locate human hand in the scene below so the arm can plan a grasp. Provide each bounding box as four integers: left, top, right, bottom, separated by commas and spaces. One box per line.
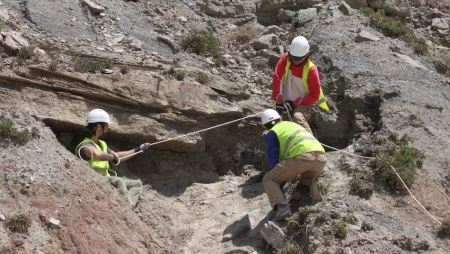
283, 100, 295, 112
275, 103, 285, 115
135, 143, 151, 153
112, 154, 120, 165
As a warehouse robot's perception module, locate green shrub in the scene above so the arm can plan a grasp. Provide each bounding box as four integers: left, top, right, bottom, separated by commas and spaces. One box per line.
195, 72, 209, 85
361, 9, 428, 55
72, 57, 113, 73
6, 213, 31, 233
18, 46, 35, 60
175, 70, 186, 81
181, 29, 222, 60
361, 221, 374, 232
315, 212, 328, 224
0, 119, 15, 138
0, 118, 31, 144
438, 219, 450, 238
49, 58, 58, 71
350, 172, 374, 199
287, 206, 316, 229
373, 144, 424, 189
275, 242, 303, 254
334, 221, 347, 239
120, 65, 130, 74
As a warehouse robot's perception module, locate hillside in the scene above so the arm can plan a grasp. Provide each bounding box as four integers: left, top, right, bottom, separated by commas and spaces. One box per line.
1, 0, 450, 253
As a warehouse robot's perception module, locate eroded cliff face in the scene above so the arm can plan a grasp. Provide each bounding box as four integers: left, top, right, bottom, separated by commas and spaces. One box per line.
1, 0, 450, 253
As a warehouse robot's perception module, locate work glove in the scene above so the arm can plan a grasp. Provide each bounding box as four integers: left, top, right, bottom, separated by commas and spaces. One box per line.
275, 103, 285, 115
260, 221, 287, 249
283, 100, 295, 112
112, 154, 120, 165
135, 143, 151, 153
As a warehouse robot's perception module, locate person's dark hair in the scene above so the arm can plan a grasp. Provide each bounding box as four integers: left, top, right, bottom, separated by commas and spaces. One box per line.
84, 122, 107, 137
263, 119, 280, 130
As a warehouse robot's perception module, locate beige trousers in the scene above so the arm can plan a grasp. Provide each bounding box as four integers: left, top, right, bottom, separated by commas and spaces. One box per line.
106, 176, 143, 207
282, 105, 313, 134
263, 152, 327, 209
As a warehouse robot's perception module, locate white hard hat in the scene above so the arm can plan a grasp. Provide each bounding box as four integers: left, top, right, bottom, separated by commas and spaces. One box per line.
87, 109, 110, 124
289, 36, 310, 58
261, 109, 281, 126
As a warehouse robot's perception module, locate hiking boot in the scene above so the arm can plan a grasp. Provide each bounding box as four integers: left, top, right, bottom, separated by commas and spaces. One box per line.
310, 178, 323, 202
272, 204, 291, 222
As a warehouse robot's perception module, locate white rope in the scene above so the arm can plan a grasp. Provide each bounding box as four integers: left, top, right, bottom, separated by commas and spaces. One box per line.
148, 112, 262, 146
74, 109, 443, 226
320, 141, 443, 226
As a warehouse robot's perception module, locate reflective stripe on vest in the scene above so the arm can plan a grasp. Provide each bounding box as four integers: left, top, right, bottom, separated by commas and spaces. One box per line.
283, 59, 329, 111
270, 121, 325, 160
75, 138, 110, 176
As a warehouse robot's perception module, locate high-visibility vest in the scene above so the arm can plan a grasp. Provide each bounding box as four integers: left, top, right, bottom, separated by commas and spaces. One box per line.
269, 121, 325, 160
283, 59, 329, 111
75, 137, 110, 176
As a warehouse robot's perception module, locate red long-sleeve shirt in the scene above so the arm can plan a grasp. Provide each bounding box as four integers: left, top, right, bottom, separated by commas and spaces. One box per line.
271, 53, 321, 106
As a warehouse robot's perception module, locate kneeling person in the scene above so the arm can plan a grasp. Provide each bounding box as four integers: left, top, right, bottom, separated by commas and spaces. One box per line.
261, 109, 327, 222
75, 109, 150, 207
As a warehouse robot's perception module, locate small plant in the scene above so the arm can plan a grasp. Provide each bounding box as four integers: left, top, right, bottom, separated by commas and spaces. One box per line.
373, 144, 424, 189
195, 72, 209, 85
6, 213, 31, 233
120, 65, 130, 74
181, 29, 222, 59
0, 118, 31, 145
72, 57, 113, 73
228, 26, 261, 45
275, 242, 303, 254
315, 212, 328, 224
0, 118, 15, 138
438, 219, 450, 238
319, 182, 330, 194
350, 172, 374, 199
251, 57, 269, 71
287, 206, 315, 229
31, 127, 39, 138
49, 57, 58, 71
18, 46, 35, 60
360, 8, 428, 55
334, 221, 347, 239
361, 221, 374, 232
175, 70, 186, 81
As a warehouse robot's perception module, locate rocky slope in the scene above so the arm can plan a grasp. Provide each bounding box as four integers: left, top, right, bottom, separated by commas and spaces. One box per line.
0, 0, 450, 253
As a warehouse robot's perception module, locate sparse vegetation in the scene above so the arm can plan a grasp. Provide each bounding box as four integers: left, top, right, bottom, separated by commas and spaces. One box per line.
0, 118, 31, 145
228, 26, 261, 45
49, 57, 58, 71
251, 57, 269, 71
438, 219, 450, 238
334, 221, 347, 239
175, 70, 186, 81
287, 206, 316, 229
372, 144, 424, 189
181, 29, 222, 63
350, 171, 374, 199
274, 242, 303, 254
18, 46, 35, 60
6, 213, 32, 233
120, 65, 130, 74
360, 8, 428, 55
195, 72, 209, 85
361, 221, 374, 232
72, 57, 114, 73
315, 212, 328, 224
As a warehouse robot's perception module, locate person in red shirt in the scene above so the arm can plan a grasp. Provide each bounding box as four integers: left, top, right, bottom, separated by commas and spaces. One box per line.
272, 36, 329, 135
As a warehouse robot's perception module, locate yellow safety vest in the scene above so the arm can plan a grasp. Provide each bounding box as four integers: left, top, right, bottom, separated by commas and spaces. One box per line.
270, 121, 325, 160
283, 59, 329, 111
75, 137, 110, 176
